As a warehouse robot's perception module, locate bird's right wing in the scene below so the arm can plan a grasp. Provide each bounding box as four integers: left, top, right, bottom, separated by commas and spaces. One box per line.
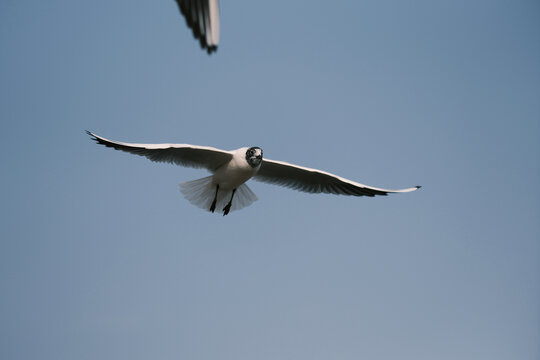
87, 131, 232, 172
175, 0, 220, 54
254, 158, 420, 197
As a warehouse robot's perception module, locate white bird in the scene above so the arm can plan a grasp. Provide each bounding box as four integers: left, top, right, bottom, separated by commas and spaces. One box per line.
87, 132, 420, 216
175, 0, 220, 54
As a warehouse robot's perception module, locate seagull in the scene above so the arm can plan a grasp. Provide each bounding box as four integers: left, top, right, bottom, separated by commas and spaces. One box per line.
175, 0, 220, 54
87, 131, 420, 216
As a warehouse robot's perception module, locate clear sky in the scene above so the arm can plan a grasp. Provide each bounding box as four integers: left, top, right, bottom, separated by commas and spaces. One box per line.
1, 1, 539, 359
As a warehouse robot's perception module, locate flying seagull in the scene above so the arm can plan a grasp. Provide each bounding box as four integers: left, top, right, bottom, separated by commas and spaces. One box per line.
175, 0, 220, 54
87, 132, 420, 216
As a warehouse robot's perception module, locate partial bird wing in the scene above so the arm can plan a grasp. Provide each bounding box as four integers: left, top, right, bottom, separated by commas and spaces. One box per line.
254, 159, 420, 197
87, 131, 232, 172
175, 0, 220, 54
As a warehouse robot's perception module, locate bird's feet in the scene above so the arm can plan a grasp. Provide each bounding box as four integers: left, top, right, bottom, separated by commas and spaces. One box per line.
222, 203, 232, 216
209, 184, 219, 213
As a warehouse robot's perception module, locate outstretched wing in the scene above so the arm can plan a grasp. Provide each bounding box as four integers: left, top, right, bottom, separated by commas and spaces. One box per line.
87, 131, 232, 172
175, 0, 220, 54
254, 158, 420, 197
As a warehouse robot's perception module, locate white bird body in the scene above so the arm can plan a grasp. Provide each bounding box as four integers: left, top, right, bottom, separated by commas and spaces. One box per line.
87, 131, 420, 215
212, 147, 261, 190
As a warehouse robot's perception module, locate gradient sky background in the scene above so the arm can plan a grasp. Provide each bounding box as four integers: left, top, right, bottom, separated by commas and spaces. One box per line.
1, 1, 539, 359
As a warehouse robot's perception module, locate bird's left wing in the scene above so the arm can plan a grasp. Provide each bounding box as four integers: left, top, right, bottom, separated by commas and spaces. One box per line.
254, 158, 420, 197
175, 0, 220, 54
87, 131, 232, 172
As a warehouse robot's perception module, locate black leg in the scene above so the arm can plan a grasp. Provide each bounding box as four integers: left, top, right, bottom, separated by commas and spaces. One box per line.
209, 184, 219, 213
222, 189, 236, 216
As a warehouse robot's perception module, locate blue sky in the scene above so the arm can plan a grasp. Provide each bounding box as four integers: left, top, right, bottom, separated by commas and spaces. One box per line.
1, 1, 539, 359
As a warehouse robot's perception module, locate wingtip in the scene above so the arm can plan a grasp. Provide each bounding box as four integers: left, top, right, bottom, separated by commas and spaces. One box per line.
398, 185, 421, 193
86, 130, 99, 142
206, 45, 218, 55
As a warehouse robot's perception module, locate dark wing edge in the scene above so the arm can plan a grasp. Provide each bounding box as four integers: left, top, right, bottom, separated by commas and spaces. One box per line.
254, 158, 421, 197
175, 0, 218, 54
86, 131, 232, 171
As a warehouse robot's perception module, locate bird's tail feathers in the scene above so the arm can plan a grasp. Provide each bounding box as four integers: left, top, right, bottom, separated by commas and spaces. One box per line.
179, 176, 258, 214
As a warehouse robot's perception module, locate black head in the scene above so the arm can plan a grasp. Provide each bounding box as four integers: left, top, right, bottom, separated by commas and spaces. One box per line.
245, 147, 263, 168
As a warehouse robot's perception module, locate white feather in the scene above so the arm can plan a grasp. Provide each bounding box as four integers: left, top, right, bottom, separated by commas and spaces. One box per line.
209, 0, 220, 46
175, 0, 220, 53
179, 176, 257, 213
